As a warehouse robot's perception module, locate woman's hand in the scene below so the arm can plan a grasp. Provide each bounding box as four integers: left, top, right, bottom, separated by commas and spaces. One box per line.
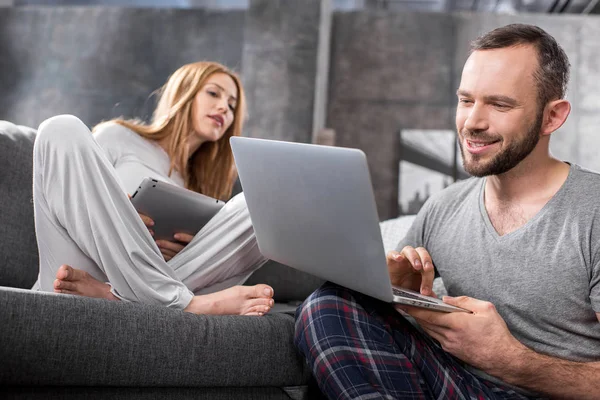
128, 194, 193, 261
156, 233, 194, 261
138, 212, 155, 237
128, 194, 156, 237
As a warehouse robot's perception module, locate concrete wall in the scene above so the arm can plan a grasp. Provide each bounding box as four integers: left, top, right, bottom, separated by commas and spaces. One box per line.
0, 0, 321, 141
328, 11, 457, 219
328, 11, 600, 219
1, 5, 599, 219
241, 0, 320, 143
0, 7, 245, 128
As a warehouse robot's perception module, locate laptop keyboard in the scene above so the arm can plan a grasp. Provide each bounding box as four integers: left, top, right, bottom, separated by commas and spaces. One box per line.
393, 288, 437, 304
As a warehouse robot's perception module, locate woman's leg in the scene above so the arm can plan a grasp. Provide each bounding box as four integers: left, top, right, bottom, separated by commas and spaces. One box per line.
38, 115, 272, 314
168, 193, 268, 295
34, 114, 193, 309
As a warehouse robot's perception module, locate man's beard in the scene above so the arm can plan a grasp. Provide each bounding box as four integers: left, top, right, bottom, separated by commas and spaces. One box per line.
458, 110, 544, 177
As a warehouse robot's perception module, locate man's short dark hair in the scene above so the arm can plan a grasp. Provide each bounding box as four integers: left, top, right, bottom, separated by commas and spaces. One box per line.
470, 24, 570, 107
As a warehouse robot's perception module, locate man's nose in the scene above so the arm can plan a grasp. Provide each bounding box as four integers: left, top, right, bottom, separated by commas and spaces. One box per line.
463, 103, 489, 132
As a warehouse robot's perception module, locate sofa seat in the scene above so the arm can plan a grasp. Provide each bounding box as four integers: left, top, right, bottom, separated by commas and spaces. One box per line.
0, 286, 312, 399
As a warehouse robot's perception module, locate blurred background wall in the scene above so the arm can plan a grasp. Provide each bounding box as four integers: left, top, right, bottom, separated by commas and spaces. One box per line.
2, 0, 600, 219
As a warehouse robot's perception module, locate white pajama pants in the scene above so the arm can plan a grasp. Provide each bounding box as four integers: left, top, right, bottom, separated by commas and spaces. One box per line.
32, 115, 267, 310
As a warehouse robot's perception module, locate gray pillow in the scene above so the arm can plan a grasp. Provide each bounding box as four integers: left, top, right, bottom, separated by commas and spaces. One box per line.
0, 121, 38, 288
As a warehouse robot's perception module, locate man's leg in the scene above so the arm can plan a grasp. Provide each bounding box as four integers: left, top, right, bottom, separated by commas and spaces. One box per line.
295, 282, 536, 400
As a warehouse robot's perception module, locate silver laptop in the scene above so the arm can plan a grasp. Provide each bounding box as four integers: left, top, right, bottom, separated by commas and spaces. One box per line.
230, 136, 468, 313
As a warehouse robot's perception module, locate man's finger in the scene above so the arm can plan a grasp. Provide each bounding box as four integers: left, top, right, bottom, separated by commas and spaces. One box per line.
418, 322, 446, 345
414, 318, 449, 338
414, 247, 435, 295
386, 250, 404, 262
443, 296, 484, 313
400, 246, 423, 271
399, 304, 454, 328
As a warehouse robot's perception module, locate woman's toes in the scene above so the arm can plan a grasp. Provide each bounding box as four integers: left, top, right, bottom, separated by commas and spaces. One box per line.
246, 304, 271, 315
56, 264, 73, 280
244, 310, 267, 316
54, 279, 77, 292
67, 267, 90, 282
250, 284, 273, 299
250, 297, 273, 308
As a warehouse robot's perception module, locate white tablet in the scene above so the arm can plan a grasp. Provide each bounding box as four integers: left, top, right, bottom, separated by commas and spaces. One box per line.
130, 178, 225, 241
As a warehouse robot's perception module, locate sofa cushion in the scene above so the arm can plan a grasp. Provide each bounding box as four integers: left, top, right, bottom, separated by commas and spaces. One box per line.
0, 287, 312, 388
0, 121, 38, 288
1, 386, 307, 399
246, 260, 324, 303
380, 215, 416, 252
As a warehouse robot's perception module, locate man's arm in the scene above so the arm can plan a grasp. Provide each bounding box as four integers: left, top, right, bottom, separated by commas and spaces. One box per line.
400, 299, 600, 400
499, 339, 600, 399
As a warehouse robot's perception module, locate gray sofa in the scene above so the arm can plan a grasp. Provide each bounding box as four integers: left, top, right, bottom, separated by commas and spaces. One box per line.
0, 120, 424, 399
0, 121, 328, 399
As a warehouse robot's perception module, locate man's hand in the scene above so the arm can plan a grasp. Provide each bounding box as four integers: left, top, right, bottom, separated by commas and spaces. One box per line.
400, 298, 600, 399
398, 296, 525, 373
387, 246, 436, 296
156, 233, 194, 261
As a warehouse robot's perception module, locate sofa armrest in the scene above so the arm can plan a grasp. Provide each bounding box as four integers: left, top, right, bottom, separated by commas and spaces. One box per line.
0, 287, 311, 387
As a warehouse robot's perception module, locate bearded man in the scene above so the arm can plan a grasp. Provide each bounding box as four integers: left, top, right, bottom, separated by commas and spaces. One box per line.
295, 24, 600, 399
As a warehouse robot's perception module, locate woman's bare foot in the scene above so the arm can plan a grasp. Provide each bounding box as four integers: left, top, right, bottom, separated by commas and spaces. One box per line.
185, 285, 275, 316
54, 265, 274, 315
54, 264, 118, 301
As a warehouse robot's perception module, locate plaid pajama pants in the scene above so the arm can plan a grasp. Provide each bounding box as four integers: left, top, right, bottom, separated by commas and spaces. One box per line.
294, 282, 543, 400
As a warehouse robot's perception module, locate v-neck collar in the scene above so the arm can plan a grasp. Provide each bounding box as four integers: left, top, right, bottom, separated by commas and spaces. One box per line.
478, 164, 574, 241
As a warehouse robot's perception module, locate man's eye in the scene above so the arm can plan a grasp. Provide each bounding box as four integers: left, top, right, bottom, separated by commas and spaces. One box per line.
459, 99, 472, 104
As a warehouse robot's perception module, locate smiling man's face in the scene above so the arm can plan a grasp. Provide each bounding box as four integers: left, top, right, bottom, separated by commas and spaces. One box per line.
455, 44, 545, 177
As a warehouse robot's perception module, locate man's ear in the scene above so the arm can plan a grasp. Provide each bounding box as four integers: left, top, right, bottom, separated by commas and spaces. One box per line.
541, 99, 571, 136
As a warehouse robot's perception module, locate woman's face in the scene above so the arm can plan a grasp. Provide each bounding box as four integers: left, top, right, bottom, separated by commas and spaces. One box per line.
190, 72, 238, 146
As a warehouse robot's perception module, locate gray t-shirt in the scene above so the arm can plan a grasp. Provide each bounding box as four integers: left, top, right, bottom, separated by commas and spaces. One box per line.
397, 163, 600, 363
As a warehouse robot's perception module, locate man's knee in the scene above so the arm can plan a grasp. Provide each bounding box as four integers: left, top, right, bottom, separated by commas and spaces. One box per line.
294, 282, 356, 341
297, 282, 350, 314
36, 114, 91, 150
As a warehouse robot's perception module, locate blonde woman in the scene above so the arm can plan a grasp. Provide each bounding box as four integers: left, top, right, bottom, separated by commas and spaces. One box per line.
32, 62, 274, 315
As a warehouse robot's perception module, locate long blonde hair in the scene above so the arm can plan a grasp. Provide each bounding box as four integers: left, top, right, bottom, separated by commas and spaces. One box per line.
96, 61, 247, 200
